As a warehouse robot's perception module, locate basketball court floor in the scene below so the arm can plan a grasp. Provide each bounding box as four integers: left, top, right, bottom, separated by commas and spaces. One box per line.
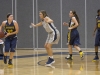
0, 49, 100, 75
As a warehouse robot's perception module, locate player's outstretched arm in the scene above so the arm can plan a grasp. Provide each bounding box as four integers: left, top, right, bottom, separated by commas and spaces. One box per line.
31, 22, 42, 27
63, 22, 69, 26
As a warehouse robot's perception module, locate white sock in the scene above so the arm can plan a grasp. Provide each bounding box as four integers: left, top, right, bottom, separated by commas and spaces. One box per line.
49, 56, 53, 59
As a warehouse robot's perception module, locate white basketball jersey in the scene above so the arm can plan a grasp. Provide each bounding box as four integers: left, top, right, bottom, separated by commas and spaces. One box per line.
42, 21, 57, 33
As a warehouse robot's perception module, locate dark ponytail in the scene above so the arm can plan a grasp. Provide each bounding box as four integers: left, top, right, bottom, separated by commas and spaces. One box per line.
72, 10, 80, 25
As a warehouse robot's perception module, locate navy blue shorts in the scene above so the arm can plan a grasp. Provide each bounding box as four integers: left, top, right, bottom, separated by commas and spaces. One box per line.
95, 31, 100, 46
4, 37, 17, 52
67, 29, 81, 46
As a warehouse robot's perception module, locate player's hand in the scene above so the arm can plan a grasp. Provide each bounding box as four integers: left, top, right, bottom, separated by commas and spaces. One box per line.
31, 23, 36, 27
68, 27, 72, 30
5, 33, 11, 37
63, 22, 68, 26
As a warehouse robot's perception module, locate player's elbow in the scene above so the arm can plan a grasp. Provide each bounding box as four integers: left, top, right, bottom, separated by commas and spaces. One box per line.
16, 30, 19, 34
75, 24, 78, 27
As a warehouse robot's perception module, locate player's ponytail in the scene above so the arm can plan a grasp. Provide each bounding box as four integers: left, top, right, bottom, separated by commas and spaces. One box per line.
72, 11, 80, 25
40, 10, 48, 18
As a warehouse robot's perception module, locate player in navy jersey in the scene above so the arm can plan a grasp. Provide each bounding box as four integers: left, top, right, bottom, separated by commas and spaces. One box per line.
63, 10, 84, 60
93, 9, 100, 61
0, 13, 19, 67
31, 10, 60, 66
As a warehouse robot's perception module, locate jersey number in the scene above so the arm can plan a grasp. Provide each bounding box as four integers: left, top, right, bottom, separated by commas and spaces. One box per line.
7, 30, 13, 33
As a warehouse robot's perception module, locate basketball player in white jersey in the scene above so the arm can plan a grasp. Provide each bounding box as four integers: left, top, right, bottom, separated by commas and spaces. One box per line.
31, 10, 60, 66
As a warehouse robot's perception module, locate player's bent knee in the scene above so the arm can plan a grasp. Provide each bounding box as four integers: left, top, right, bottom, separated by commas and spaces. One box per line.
46, 45, 51, 49
10, 49, 15, 52
74, 45, 78, 48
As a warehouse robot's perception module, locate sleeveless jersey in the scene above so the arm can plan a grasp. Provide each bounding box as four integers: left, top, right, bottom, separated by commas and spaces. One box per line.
4, 20, 16, 38
42, 20, 57, 33
96, 15, 100, 30
69, 17, 77, 29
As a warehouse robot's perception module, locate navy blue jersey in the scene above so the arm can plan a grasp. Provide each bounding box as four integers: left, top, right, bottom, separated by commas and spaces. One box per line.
69, 17, 77, 30
4, 20, 16, 38
69, 19, 75, 27
95, 15, 100, 46
67, 17, 80, 46
96, 15, 100, 30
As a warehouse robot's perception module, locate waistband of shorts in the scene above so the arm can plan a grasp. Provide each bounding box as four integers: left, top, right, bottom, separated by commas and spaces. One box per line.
72, 28, 77, 30
48, 32, 53, 34
48, 29, 59, 34
6, 36, 17, 39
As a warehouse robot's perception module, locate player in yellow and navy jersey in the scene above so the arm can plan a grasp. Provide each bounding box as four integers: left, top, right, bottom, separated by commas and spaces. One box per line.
93, 9, 100, 61
63, 10, 84, 60
0, 13, 19, 67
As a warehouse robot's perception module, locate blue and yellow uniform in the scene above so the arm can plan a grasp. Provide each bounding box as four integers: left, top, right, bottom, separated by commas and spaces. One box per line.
67, 17, 80, 46
95, 15, 100, 46
4, 20, 17, 52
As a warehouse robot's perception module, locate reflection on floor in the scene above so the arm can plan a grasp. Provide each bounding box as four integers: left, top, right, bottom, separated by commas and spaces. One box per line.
0, 50, 100, 75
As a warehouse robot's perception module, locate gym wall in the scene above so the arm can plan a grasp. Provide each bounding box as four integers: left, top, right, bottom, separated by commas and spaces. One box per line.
0, 0, 99, 49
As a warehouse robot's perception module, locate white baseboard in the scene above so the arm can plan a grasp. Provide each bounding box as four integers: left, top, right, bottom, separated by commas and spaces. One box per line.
16, 48, 94, 50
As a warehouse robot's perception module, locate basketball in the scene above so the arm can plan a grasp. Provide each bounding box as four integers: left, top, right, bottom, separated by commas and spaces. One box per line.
0, 31, 5, 39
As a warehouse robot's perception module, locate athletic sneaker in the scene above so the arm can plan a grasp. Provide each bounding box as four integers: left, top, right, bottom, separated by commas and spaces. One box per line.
93, 55, 99, 61
65, 55, 73, 60
79, 52, 84, 60
3, 56, 7, 64
45, 57, 55, 66
8, 60, 13, 68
